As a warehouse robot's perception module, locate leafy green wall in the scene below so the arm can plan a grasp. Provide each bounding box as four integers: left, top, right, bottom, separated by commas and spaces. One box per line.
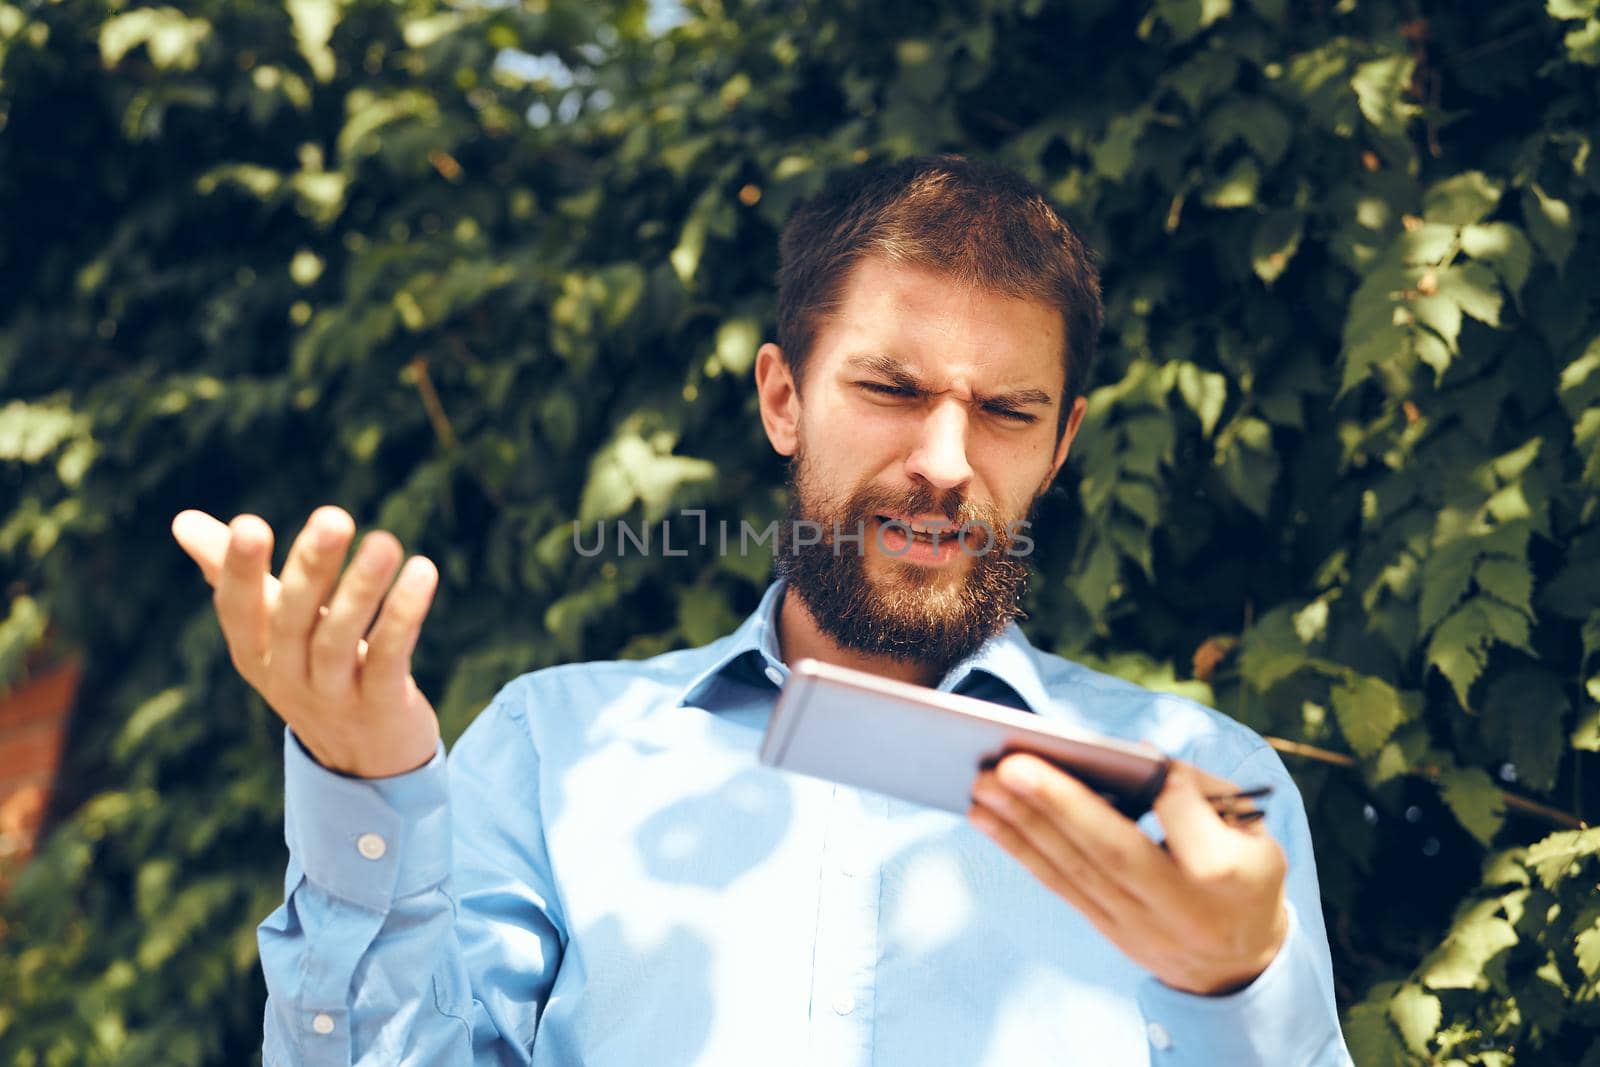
2, 0, 1598, 1062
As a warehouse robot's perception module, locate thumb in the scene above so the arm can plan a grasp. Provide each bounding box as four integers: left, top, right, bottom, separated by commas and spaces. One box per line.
1153, 761, 1241, 870
171, 510, 229, 585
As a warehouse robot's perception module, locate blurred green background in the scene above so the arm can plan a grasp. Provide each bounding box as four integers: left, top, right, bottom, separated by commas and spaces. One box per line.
2, 0, 1599, 1062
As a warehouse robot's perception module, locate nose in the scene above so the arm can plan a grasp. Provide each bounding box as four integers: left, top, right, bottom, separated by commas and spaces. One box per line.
903, 400, 974, 494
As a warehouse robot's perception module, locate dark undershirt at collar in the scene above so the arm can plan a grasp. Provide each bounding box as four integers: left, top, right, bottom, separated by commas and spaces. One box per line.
694, 649, 1035, 718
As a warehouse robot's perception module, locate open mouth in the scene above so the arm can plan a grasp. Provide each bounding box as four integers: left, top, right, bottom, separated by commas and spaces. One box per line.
872, 513, 980, 558
874, 514, 958, 539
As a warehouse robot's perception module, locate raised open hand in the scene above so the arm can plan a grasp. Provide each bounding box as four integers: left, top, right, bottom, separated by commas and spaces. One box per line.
171, 506, 441, 779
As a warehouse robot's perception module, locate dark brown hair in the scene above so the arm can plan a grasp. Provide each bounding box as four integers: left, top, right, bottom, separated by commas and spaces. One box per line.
775, 154, 1104, 438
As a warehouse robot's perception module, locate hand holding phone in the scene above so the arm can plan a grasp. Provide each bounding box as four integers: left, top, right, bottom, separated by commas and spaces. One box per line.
760, 659, 1267, 821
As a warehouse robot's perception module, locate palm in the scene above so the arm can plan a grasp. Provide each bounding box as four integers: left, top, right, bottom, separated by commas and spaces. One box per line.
172, 506, 441, 778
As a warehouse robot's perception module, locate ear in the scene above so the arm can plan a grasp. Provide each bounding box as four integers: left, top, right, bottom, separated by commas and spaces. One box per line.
754, 342, 801, 457
1044, 395, 1088, 487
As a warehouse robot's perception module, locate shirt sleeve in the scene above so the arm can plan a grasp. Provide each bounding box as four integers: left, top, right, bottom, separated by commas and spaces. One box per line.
257, 684, 565, 1066
1131, 744, 1354, 1066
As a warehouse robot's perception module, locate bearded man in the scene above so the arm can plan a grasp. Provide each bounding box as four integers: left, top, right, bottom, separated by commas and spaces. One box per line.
174, 154, 1353, 1066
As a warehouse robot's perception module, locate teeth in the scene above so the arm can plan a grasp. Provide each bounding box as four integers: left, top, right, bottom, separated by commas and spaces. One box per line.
879, 516, 959, 540
897, 520, 948, 534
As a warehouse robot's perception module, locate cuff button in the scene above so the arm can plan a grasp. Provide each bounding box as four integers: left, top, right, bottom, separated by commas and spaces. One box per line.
356, 832, 388, 861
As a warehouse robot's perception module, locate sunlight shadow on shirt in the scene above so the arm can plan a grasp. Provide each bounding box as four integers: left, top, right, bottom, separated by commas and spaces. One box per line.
635, 766, 795, 889
534, 915, 717, 1065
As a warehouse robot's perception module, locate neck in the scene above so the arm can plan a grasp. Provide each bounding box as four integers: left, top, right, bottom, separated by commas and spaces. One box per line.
775, 584, 945, 688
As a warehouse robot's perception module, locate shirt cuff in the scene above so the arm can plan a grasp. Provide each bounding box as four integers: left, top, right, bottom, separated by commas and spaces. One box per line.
282, 726, 452, 913
1135, 902, 1349, 1066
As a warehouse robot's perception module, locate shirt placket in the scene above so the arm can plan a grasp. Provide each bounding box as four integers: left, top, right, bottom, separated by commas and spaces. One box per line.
808, 782, 884, 1067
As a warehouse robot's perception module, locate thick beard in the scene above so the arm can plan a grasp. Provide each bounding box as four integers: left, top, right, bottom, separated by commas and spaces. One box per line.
774, 442, 1042, 677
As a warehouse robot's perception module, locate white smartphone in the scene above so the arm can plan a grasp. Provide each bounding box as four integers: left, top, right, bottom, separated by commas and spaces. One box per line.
759, 657, 1172, 817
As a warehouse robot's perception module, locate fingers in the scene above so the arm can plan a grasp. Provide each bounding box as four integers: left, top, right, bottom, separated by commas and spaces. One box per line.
309, 531, 403, 691
360, 555, 439, 705
174, 510, 279, 687
987, 754, 1180, 910
272, 507, 356, 687
973, 759, 1159, 914
974, 753, 1293, 996
1156, 762, 1280, 878
171, 510, 231, 585
969, 799, 1120, 932
213, 515, 276, 681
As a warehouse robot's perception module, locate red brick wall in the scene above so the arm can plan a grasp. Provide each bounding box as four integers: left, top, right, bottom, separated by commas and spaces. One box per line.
0, 660, 79, 868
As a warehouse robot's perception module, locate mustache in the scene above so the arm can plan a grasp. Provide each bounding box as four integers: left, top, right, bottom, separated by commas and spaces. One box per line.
845, 485, 996, 528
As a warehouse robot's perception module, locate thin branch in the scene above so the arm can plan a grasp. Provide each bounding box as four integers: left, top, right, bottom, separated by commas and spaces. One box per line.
1266, 736, 1354, 767
1265, 736, 1589, 831
1439, 24, 1542, 68
409, 356, 457, 450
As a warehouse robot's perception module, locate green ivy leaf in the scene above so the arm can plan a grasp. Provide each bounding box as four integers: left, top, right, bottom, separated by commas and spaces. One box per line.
1428, 597, 1534, 708
1410, 293, 1462, 354
100, 8, 212, 71
1343, 987, 1413, 1067
1388, 983, 1442, 1056
0, 399, 87, 463
1423, 171, 1502, 227
1174, 362, 1227, 436
1475, 556, 1534, 616
1331, 675, 1411, 759
1204, 97, 1292, 166
1524, 829, 1600, 890
1250, 210, 1304, 285
1154, 0, 1233, 43
0, 594, 48, 692
1201, 155, 1260, 209
1522, 184, 1576, 269
1422, 907, 1519, 988
675, 584, 740, 647
1238, 604, 1313, 691
1213, 414, 1278, 516
1091, 112, 1147, 181
1352, 54, 1419, 142
1437, 262, 1503, 328
1419, 539, 1477, 635
1482, 669, 1570, 793
1576, 921, 1600, 980
1558, 335, 1600, 418
1439, 766, 1506, 845
1573, 699, 1600, 752
714, 318, 761, 376
1460, 222, 1532, 296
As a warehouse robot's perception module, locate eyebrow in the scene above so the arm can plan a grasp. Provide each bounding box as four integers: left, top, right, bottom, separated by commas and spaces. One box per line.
842, 353, 1056, 410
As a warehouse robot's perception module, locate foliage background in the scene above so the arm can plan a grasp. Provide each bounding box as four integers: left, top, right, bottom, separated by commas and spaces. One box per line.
2, 0, 1599, 1062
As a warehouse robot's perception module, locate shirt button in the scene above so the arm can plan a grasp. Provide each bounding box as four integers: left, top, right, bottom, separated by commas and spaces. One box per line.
832, 992, 855, 1016
764, 664, 786, 687
1146, 1021, 1172, 1051
312, 1013, 335, 1035
356, 832, 387, 860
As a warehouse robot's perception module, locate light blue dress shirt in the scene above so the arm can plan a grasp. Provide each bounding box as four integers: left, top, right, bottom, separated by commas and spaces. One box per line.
259, 578, 1353, 1066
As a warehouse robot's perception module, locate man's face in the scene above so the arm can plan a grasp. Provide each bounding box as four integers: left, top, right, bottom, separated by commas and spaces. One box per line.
761, 255, 1085, 671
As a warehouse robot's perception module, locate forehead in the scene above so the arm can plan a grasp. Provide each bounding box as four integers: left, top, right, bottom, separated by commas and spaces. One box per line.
813, 256, 1065, 387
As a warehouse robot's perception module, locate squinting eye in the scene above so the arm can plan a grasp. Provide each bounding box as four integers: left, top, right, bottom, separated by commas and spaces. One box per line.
988, 408, 1037, 424
860, 382, 915, 397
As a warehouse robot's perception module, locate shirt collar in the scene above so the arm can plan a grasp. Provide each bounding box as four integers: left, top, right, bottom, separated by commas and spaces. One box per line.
674, 577, 1052, 716
674, 578, 790, 709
